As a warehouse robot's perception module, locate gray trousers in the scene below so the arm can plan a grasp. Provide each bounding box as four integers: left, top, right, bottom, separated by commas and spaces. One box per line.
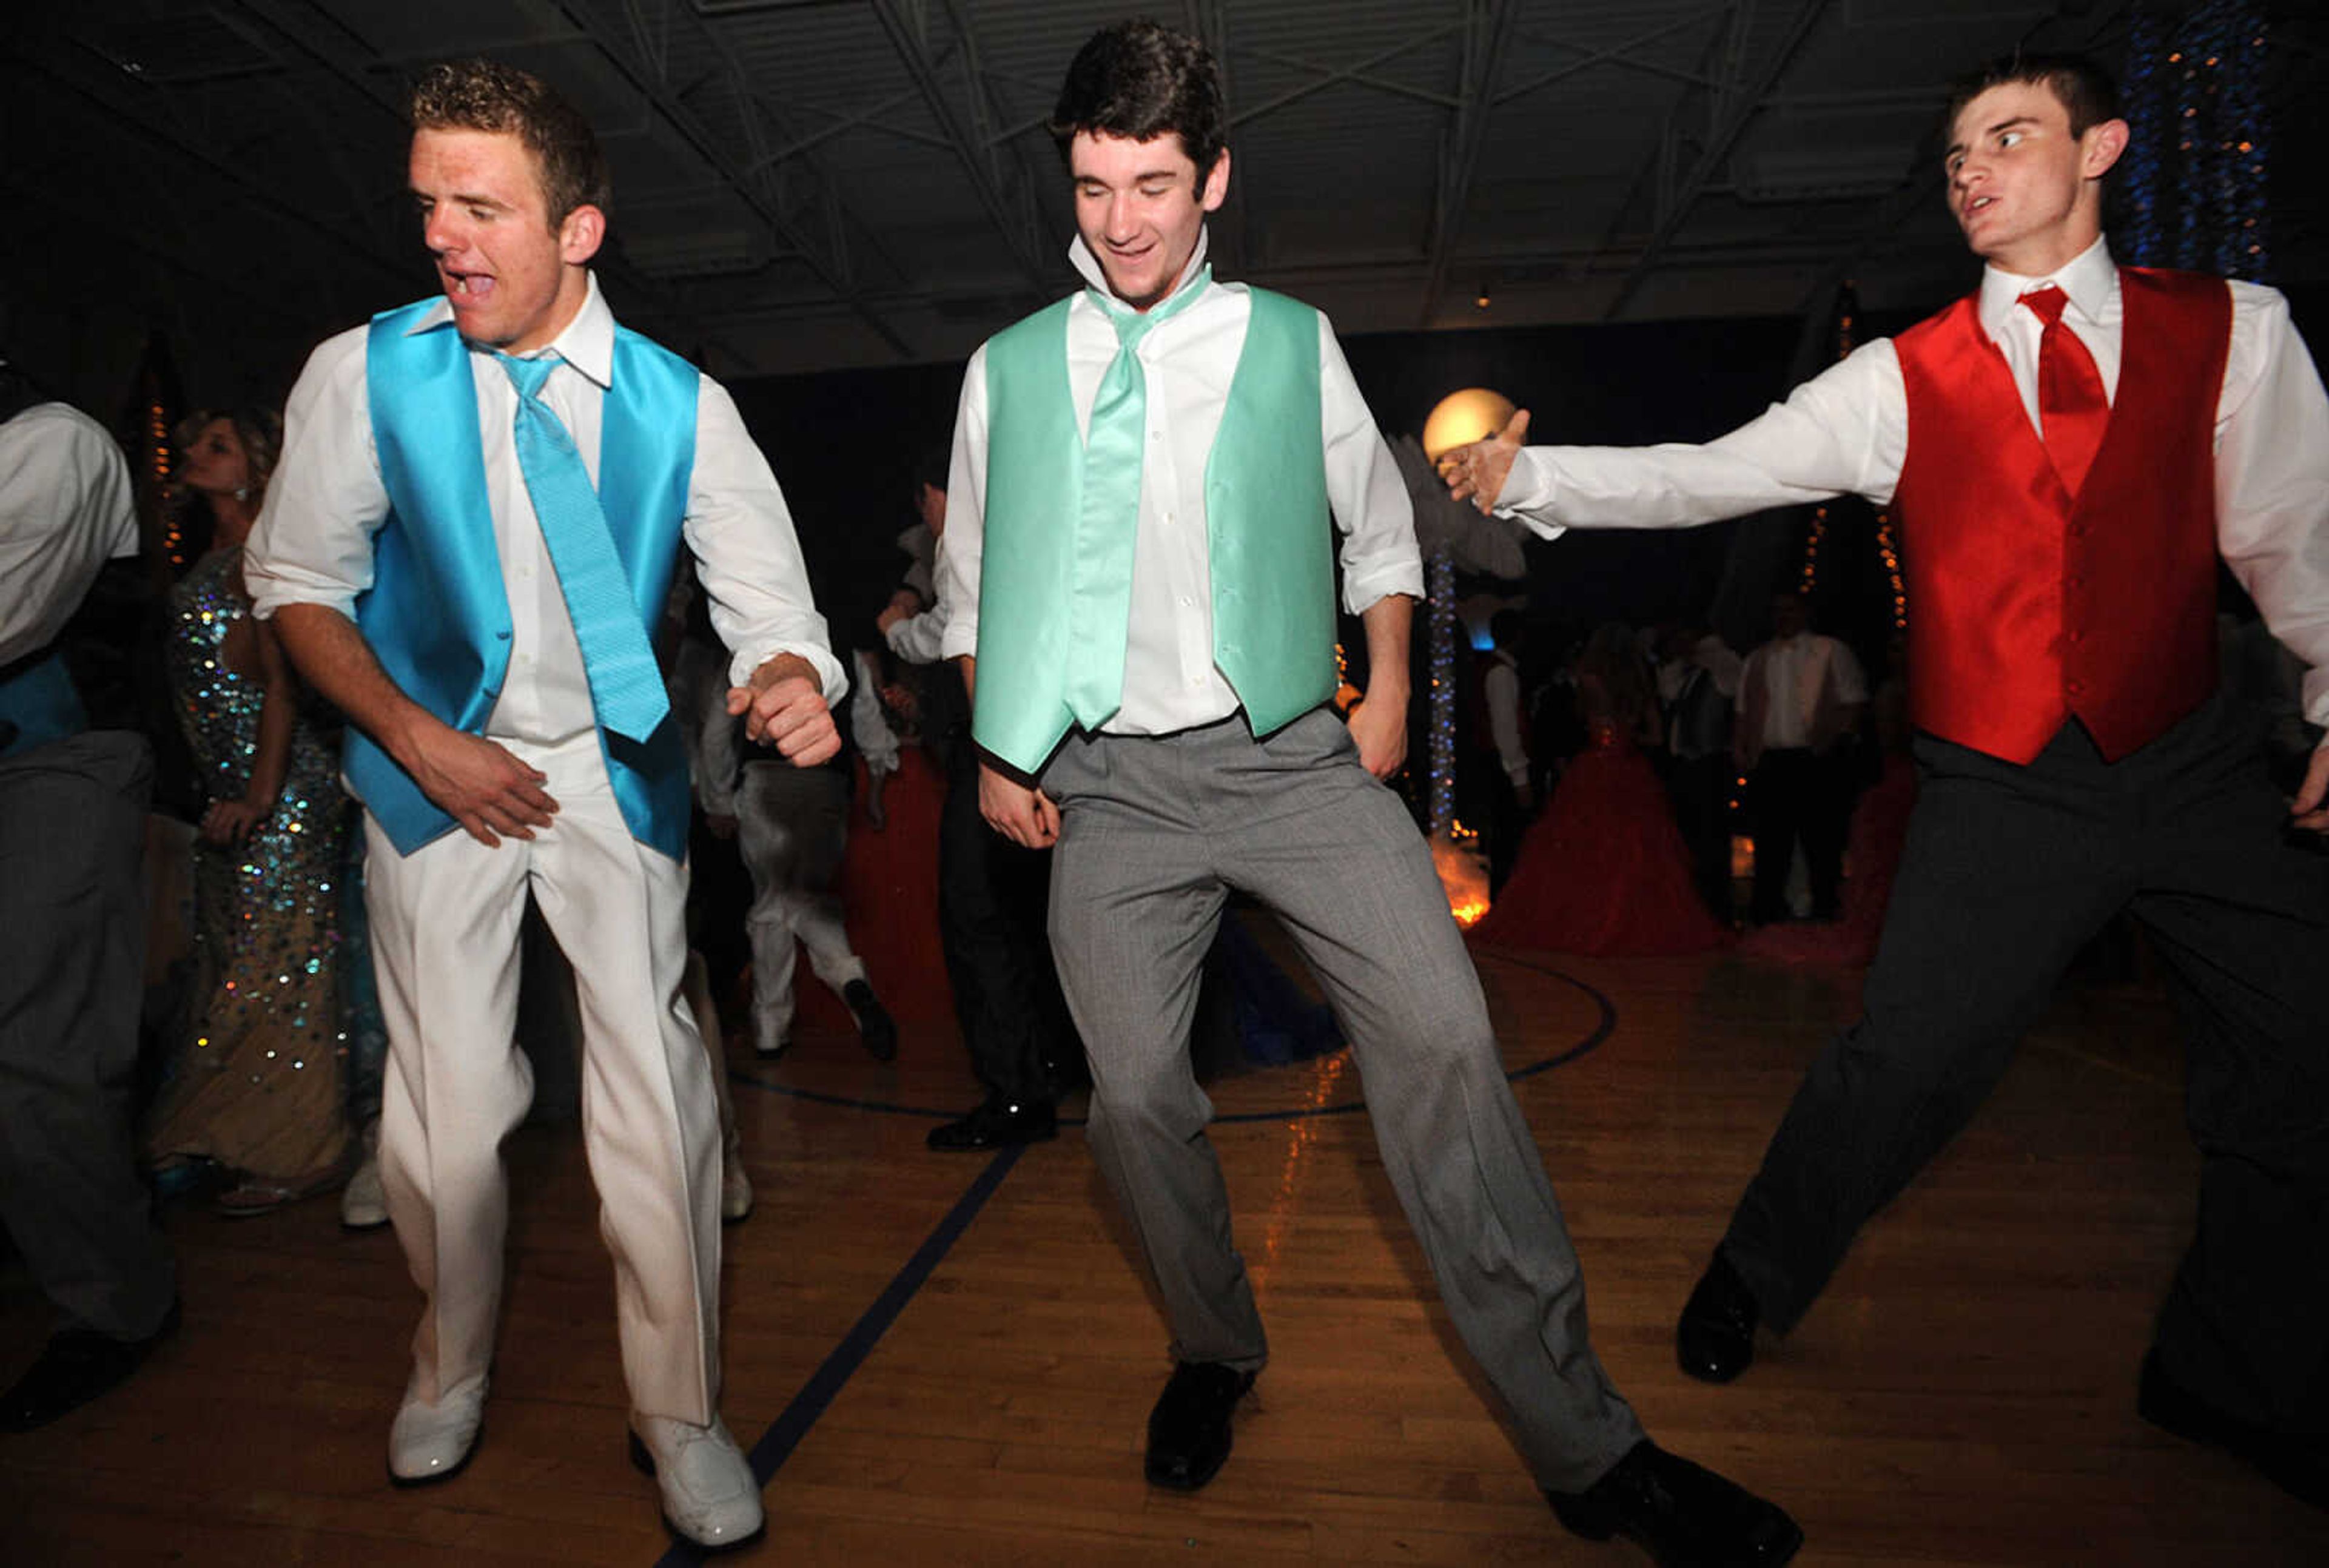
0, 732, 176, 1339
1042, 708, 1642, 1491
734, 762, 865, 1056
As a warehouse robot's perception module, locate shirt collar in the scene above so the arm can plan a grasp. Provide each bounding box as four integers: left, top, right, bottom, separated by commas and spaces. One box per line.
405, 270, 616, 389
1069, 227, 1214, 315
1978, 234, 2115, 342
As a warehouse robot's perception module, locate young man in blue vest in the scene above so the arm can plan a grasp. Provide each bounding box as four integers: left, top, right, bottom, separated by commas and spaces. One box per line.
1443, 55, 2329, 1510
246, 59, 842, 1550
941, 21, 1798, 1564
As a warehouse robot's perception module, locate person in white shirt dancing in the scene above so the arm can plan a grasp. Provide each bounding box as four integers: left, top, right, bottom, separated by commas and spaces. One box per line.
1442, 53, 2329, 1510
245, 58, 841, 1549
1734, 593, 1867, 923
943, 20, 1801, 1564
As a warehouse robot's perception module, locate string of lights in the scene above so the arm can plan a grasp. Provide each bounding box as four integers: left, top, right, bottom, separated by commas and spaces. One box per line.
1425, 543, 1457, 836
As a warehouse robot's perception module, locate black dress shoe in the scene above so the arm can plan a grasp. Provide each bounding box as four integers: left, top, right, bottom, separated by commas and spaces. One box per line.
844, 980, 898, 1062
1144, 1362, 1257, 1491
1677, 1249, 1759, 1384
1, 1298, 181, 1433
2139, 1349, 2329, 1510
1548, 1439, 1802, 1567
926, 1097, 1057, 1152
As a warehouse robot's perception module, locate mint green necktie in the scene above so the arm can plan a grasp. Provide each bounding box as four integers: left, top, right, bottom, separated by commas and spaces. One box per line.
496, 352, 670, 742
1063, 267, 1212, 730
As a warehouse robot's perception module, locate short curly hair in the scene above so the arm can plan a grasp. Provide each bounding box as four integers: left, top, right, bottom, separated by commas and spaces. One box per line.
408, 58, 611, 226
1049, 19, 1227, 181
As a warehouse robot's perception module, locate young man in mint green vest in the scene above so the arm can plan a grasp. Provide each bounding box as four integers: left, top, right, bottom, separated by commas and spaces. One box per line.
246, 59, 841, 1551
939, 22, 1798, 1563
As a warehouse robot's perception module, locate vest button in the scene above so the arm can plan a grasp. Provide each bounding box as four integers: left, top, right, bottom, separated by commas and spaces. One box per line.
496, 630, 513, 641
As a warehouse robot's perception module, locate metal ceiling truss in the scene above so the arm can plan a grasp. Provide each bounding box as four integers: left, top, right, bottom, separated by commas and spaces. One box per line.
1602, 0, 1833, 318
867, 0, 1059, 297
1417, 0, 1519, 325
573, 0, 915, 357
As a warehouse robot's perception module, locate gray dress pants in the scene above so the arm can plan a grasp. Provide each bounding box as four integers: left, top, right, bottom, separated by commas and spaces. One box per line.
1041, 707, 1643, 1492
0, 732, 176, 1339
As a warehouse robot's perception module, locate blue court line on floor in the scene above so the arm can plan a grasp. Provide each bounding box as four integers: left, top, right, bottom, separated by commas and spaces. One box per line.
728, 955, 1619, 1126
653, 1142, 1026, 1568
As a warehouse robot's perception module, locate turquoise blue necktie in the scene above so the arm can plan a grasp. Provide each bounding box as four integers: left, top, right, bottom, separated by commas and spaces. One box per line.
1063, 266, 1212, 729
496, 351, 670, 742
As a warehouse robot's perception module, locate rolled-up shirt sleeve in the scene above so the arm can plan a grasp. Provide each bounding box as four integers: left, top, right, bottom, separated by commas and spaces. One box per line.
1319, 316, 1424, 613
936, 347, 989, 664
245, 325, 390, 621
1494, 338, 1907, 539
685, 376, 845, 703
2214, 283, 2329, 732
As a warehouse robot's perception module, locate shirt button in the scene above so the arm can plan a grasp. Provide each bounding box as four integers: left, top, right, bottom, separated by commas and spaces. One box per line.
1178, 596, 1194, 608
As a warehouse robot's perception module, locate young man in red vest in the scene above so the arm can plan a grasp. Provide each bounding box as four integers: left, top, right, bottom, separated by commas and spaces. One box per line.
1442, 53, 2329, 1509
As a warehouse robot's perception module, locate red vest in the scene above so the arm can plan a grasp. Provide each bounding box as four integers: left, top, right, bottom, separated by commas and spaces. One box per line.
1892, 268, 2230, 764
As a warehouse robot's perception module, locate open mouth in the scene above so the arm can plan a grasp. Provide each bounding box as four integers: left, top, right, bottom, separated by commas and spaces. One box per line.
444, 269, 496, 304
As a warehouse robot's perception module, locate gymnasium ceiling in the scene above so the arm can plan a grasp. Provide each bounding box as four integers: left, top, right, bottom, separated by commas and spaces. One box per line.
5, 1, 2316, 398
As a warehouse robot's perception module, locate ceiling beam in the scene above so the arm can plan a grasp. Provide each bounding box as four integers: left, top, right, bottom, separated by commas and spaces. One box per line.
1602, 0, 1836, 319
571, 0, 915, 357
1416, 0, 1519, 326
867, 0, 1057, 296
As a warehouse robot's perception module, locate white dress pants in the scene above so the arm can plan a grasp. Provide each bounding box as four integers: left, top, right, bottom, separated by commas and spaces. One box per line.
363, 733, 721, 1422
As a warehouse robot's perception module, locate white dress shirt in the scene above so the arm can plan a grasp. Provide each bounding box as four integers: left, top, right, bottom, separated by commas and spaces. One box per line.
1, 400, 138, 664
1743, 634, 1867, 749
1496, 237, 2329, 729
247, 273, 843, 750
938, 229, 1425, 735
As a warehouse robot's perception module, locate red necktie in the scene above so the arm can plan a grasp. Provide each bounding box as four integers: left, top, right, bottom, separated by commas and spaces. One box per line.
2018, 284, 2108, 496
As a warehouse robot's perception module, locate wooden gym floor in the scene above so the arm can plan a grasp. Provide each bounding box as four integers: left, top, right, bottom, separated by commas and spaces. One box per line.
4, 935, 2325, 1566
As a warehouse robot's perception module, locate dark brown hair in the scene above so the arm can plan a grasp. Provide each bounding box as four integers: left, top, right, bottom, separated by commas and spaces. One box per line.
1049, 19, 1228, 181
1943, 52, 2120, 140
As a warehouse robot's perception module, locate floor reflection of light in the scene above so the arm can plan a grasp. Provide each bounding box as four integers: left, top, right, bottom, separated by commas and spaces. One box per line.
1250, 1049, 1353, 1291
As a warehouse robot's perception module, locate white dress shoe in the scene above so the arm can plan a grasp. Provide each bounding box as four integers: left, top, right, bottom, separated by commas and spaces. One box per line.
630, 1414, 765, 1549
721, 1145, 754, 1223
340, 1149, 388, 1230
388, 1373, 488, 1485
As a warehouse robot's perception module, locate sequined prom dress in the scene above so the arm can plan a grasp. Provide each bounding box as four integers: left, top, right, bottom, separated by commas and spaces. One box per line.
146, 547, 352, 1188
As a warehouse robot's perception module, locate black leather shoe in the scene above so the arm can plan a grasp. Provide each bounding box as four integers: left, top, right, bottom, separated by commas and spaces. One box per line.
1, 1298, 181, 1433
926, 1098, 1057, 1152
844, 980, 897, 1062
2139, 1349, 2329, 1510
1548, 1439, 1802, 1567
1144, 1362, 1257, 1491
1677, 1250, 1759, 1384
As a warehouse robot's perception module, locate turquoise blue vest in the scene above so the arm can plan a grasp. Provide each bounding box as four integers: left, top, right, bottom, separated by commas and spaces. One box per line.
357, 300, 699, 858
972, 286, 1335, 775
0, 650, 86, 759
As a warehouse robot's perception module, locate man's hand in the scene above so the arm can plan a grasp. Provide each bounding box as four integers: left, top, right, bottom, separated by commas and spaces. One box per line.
1437, 407, 1532, 514
403, 724, 559, 847
1346, 690, 1408, 779
979, 760, 1059, 848
730, 656, 839, 767
875, 589, 922, 635
200, 798, 269, 846
2292, 742, 2329, 833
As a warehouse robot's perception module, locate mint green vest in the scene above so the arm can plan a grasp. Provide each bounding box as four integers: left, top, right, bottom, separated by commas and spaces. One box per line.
972, 286, 1336, 775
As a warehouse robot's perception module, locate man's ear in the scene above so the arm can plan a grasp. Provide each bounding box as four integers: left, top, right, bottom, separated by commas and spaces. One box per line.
2081, 118, 2130, 182
559, 203, 607, 266
1200, 147, 1232, 214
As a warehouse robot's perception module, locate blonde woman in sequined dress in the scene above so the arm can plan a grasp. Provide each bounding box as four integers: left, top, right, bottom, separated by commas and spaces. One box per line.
146, 409, 352, 1213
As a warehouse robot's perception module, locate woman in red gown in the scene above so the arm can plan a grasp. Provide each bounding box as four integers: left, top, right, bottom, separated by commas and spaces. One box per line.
1472, 624, 1733, 957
